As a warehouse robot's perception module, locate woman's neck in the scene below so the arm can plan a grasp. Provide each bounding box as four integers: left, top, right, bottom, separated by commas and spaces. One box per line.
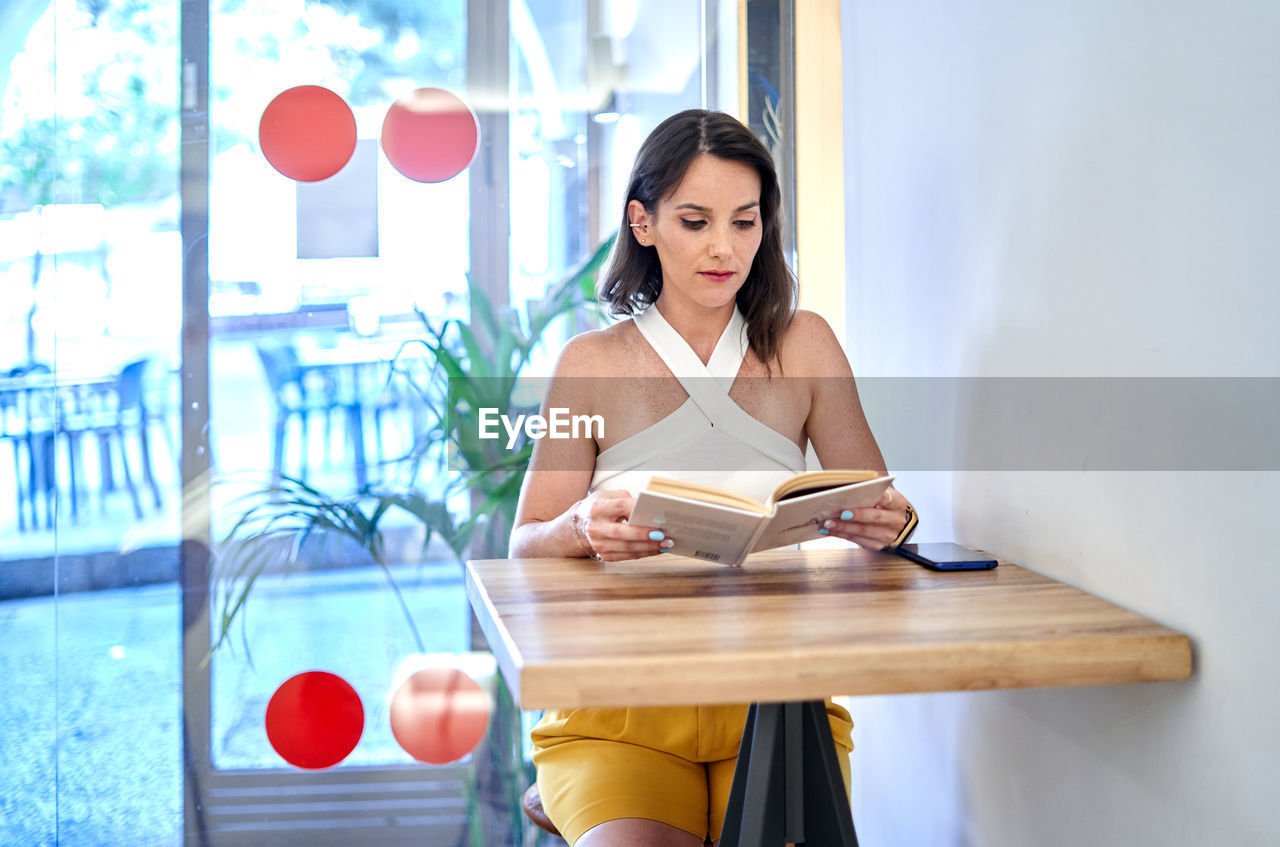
653, 296, 736, 365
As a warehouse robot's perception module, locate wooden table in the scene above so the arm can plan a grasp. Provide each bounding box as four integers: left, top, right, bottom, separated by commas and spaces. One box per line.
466, 548, 1192, 845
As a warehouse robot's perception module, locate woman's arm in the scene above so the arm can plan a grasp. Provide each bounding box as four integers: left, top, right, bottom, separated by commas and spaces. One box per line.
791, 310, 916, 550
509, 335, 672, 561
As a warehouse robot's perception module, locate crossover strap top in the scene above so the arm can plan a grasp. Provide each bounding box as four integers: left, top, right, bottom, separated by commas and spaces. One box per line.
589, 306, 806, 501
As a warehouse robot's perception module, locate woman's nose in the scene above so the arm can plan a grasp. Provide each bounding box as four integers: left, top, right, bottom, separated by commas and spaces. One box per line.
708, 224, 732, 259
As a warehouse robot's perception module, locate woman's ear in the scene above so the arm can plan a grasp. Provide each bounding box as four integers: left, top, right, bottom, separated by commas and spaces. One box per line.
626, 200, 650, 244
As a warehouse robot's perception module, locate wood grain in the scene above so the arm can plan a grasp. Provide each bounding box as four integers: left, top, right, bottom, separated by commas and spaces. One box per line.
466, 548, 1192, 709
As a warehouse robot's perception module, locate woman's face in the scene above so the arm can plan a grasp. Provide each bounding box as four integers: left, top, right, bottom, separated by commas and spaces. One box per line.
628, 154, 764, 313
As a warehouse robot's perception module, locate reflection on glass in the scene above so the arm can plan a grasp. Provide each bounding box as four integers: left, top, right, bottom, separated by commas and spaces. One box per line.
510, 0, 737, 370
1, 0, 745, 842
0, 0, 182, 560
204, 0, 474, 784
1, 2, 182, 844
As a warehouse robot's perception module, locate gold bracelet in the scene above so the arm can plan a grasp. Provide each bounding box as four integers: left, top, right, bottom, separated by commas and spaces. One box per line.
885, 504, 918, 551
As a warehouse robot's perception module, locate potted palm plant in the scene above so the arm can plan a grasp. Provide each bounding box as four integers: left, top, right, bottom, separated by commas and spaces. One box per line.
209, 236, 611, 846
211, 236, 611, 649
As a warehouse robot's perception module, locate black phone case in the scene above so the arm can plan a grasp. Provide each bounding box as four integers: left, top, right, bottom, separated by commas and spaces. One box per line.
897, 545, 997, 571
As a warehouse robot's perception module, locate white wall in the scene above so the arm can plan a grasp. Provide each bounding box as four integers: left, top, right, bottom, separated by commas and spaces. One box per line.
839, 2, 1280, 845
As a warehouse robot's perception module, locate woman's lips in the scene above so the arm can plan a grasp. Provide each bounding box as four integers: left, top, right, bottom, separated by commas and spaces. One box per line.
699, 271, 734, 282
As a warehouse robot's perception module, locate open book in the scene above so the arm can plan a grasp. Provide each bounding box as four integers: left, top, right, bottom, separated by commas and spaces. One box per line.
627, 470, 894, 565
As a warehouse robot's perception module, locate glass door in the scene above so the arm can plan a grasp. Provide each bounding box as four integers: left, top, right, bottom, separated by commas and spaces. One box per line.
0, 0, 852, 842
183, 1, 745, 844
184, 2, 477, 844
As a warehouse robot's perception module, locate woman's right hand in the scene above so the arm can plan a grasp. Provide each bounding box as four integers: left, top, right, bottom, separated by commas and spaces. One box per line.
571, 490, 675, 562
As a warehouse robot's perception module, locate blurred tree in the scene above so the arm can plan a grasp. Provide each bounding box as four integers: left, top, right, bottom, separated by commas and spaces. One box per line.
0, 0, 47, 96
0, 0, 465, 213
0, 0, 177, 212
309, 0, 464, 106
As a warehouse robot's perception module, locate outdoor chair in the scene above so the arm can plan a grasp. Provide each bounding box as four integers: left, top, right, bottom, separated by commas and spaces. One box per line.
256, 343, 368, 488
257, 344, 319, 484
2, 358, 169, 530
2, 362, 55, 531
111, 357, 164, 511
54, 357, 165, 520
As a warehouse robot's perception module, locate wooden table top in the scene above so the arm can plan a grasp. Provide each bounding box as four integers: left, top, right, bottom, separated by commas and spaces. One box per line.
465, 548, 1192, 709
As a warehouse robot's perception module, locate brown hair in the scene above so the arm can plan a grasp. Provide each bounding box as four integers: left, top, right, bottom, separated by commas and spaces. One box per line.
599, 109, 796, 365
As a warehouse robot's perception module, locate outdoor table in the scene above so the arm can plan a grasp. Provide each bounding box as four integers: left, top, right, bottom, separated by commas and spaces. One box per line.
262, 339, 428, 489
1, 368, 160, 528
465, 547, 1192, 846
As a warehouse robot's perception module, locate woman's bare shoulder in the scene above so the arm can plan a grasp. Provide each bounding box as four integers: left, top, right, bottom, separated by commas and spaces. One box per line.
779, 309, 854, 377
553, 319, 645, 378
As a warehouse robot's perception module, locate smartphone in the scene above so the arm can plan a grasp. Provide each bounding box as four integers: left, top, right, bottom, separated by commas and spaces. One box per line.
896, 542, 998, 571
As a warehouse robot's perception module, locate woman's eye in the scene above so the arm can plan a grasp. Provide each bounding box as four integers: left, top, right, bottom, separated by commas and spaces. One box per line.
734, 219, 758, 229
680, 219, 707, 230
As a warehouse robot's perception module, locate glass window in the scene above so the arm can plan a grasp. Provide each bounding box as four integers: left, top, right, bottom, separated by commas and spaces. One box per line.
0, 1, 819, 843
1, 2, 183, 845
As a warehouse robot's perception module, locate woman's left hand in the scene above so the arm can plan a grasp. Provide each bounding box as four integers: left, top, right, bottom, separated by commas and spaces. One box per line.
819, 486, 913, 550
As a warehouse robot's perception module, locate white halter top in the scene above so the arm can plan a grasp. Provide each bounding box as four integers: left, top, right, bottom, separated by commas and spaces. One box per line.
589, 306, 807, 502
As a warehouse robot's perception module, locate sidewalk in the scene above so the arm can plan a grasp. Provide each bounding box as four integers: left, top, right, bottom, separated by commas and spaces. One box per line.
0, 563, 471, 846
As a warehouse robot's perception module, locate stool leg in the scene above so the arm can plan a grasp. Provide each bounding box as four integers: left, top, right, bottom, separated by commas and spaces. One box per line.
37, 432, 56, 529
137, 418, 162, 508
298, 410, 309, 478
271, 416, 286, 486
96, 431, 114, 512
797, 700, 860, 845
65, 430, 81, 521
373, 405, 385, 466
720, 702, 859, 847
12, 440, 28, 532
113, 424, 143, 520
347, 404, 367, 490
22, 434, 39, 530
720, 703, 788, 847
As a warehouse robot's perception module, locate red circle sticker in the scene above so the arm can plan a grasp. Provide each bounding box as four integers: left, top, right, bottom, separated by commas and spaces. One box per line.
389, 667, 490, 764
265, 671, 364, 769
258, 85, 357, 182
380, 87, 479, 183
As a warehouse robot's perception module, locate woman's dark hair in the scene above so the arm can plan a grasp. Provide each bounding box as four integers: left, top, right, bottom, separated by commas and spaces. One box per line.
600, 109, 796, 365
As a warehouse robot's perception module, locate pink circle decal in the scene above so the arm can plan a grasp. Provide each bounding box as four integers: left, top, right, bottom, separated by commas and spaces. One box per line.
389, 668, 490, 764
258, 85, 357, 182
380, 87, 479, 183
265, 671, 364, 769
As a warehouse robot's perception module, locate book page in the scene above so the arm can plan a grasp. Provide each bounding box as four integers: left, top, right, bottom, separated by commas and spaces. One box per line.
751, 475, 894, 553
769, 469, 882, 504
644, 476, 771, 514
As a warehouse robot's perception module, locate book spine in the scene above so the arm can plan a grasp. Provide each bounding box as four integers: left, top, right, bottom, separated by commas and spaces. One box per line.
739, 518, 772, 562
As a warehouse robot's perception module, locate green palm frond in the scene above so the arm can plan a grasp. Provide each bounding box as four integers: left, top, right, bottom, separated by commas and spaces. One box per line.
209, 235, 615, 659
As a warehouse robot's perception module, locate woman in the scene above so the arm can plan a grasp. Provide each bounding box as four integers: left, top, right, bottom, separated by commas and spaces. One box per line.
509, 109, 916, 846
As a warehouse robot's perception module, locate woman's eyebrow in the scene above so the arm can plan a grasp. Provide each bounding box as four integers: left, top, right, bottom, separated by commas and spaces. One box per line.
672, 201, 761, 213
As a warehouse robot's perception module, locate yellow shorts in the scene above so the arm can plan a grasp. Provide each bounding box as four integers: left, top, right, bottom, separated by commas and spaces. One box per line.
530, 703, 853, 844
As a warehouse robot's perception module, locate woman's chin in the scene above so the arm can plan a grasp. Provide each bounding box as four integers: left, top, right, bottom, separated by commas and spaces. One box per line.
658, 280, 743, 314
688, 287, 742, 311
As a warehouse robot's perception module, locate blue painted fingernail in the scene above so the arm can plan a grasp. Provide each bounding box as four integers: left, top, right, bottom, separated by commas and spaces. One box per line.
649, 530, 665, 541
840, 510, 853, 521
823, 520, 837, 529
818, 528, 830, 535
661, 539, 674, 548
